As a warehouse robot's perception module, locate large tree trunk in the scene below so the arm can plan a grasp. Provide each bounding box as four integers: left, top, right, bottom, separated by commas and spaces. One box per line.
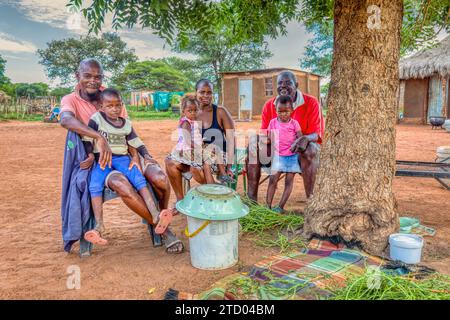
304, 0, 403, 255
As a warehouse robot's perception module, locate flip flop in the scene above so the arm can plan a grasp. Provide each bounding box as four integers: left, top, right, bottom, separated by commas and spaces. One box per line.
170, 204, 181, 216
154, 209, 174, 235
84, 230, 108, 245
162, 231, 184, 254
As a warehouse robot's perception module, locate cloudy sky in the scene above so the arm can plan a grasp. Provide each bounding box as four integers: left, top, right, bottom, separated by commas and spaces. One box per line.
0, 0, 312, 85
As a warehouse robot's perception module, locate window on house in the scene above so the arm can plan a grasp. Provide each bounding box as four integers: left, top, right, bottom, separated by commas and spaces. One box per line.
265, 77, 273, 96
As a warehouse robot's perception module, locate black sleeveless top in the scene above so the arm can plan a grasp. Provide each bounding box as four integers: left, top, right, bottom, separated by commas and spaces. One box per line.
202, 104, 227, 153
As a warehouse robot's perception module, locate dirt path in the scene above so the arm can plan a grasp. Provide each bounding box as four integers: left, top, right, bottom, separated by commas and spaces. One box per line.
0, 120, 449, 299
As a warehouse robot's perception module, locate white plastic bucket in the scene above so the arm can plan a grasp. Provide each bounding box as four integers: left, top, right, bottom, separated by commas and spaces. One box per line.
185, 216, 239, 270
389, 233, 424, 264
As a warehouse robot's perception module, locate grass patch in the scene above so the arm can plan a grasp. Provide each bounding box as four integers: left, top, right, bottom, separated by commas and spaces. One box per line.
0, 112, 43, 121
329, 270, 450, 300
227, 271, 311, 300
226, 268, 450, 300
255, 232, 307, 253
240, 198, 305, 253
241, 198, 304, 234
126, 105, 180, 121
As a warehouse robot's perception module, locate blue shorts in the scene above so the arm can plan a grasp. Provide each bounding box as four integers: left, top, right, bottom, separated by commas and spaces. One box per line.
89, 155, 147, 198
271, 154, 301, 174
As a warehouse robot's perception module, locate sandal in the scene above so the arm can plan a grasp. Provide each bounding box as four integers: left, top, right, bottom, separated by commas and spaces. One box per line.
271, 206, 284, 214
154, 208, 175, 235
84, 229, 108, 245
218, 174, 235, 184
162, 232, 184, 254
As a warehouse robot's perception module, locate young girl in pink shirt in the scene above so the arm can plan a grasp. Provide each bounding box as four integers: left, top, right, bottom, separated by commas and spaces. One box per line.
266, 95, 302, 213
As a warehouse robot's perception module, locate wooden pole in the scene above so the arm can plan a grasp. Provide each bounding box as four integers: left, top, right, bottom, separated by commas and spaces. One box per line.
442, 76, 447, 118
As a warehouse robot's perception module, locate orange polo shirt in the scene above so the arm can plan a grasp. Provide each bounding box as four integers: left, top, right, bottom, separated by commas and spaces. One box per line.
60, 86, 128, 125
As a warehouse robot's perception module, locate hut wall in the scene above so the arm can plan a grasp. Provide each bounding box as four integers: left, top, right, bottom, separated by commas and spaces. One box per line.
222, 70, 321, 118
403, 78, 428, 124
308, 75, 320, 101
297, 73, 308, 93
252, 78, 268, 115
222, 78, 239, 116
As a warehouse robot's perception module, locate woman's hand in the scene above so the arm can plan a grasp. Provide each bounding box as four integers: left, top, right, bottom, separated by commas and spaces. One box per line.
80, 153, 95, 170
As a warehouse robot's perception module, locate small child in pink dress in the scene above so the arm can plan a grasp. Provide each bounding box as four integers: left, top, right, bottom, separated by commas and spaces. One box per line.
265, 95, 302, 213
167, 94, 203, 169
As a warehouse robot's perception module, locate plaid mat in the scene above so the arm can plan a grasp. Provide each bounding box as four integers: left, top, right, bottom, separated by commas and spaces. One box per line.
172, 239, 389, 300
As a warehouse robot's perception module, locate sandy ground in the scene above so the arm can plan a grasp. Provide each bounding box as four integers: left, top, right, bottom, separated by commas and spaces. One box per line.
0, 120, 449, 299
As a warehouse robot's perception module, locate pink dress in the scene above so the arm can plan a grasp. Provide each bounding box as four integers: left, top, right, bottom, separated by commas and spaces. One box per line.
168, 116, 203, 167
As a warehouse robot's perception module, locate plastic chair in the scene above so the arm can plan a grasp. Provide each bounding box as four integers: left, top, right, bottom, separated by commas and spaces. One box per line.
227, 147, 247, 192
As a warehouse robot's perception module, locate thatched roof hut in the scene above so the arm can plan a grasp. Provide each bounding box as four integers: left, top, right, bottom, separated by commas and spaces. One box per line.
398, 36, 450, 123
400, 36, 450, 80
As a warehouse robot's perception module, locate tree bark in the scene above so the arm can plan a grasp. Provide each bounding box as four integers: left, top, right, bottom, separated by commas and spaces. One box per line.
304, 0, 403, 255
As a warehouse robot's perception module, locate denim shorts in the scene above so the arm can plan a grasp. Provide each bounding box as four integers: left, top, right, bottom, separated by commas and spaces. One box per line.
271, 154, 301, 174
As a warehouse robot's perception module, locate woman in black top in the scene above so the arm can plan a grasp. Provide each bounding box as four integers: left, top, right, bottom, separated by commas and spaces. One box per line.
165, 79, 236, 203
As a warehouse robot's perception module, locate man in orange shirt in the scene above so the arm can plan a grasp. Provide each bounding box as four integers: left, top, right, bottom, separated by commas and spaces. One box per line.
247, 70, 324, 201
60, 59, 181, 254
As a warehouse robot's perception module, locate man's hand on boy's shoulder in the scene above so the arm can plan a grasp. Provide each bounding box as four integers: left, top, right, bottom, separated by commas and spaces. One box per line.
80, 153, 95, 170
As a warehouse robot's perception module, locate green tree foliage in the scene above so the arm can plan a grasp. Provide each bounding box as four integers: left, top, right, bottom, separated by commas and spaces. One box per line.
68, 0, 300, 47
37, 32, 137, 85
0, 54, 13, 97
0, 54, 10, 86
298, 0, 449, 54
0, 83, 17, 98
299, 0, 449, 77
173, 32, 273, 95
401, 0, 450, 55
160, 56, 203, 90
300, 22, 333, 77
15, 83, 49, 98
50, 87, 73, 99
69, 0, 448, 81
111, 60, 191, 92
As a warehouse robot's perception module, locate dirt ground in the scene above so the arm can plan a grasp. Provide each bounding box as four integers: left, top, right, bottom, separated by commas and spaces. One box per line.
0, 120, 449, 299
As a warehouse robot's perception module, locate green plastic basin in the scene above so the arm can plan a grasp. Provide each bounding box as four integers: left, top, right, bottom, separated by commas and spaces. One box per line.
176, 184, 249, 221
399, 217, 420, 233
